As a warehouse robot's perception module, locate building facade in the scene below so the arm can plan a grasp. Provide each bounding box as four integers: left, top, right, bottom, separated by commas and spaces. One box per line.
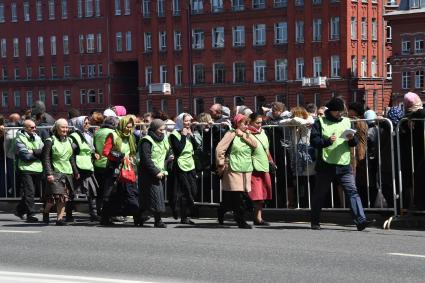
385, 0, 425, 105
0, 0, 393, 118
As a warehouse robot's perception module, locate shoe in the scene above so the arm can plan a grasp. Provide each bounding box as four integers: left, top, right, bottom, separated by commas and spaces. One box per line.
154, 220, 167, 228
217, 209, 224, 225
311, 223, 321, 230
26, 215, 39, 223
238, 222, 252, 229
357, 219, 376, 231
14, 211, 25, 220
55, 219, 68, 226
100, 218, 114, 226
89, 215, 101, 222
172, 209, 179, 220
43, 213, 50, 224
65, 215, 75, 223
253, 220, 270, 226
180, 218, 195, 225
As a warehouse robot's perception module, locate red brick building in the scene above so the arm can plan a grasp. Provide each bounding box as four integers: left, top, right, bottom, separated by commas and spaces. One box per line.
385, 0, 425, 105
0, 0, 393, 118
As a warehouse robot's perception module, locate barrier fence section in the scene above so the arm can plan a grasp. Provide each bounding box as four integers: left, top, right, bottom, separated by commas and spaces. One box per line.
0, 119, 409, 217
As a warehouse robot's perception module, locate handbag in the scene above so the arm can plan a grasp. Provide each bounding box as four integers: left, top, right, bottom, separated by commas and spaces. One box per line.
119, 157, 136, 184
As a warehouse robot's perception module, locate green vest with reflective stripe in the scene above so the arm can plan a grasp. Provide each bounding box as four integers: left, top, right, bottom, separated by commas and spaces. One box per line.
252, 131, 269, 172
170, 130, 195, 172
119, 137, 131, 157
47, 135, 73, 174
16, 132, 43, 173
229, 135, 253, 173
70, 132, 94, 172
142, 135, 169, 175
319, 117, 351, 166
94, 128, 115, 168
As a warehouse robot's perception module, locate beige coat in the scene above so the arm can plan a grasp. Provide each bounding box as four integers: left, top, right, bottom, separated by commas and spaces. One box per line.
215, 131, 257, 192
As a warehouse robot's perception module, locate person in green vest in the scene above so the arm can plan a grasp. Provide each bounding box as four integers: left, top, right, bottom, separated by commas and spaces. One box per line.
247, 113, 275, 226
42, 119, 79, 226
216, 114, 258, 229
69, 116, 100, 222
100, 115, 138, 226
310, 97, 374, 231
14, 119, 44, 222
138, 119, 171, 228
93, 116, 119, 217
169, 113, 200, 225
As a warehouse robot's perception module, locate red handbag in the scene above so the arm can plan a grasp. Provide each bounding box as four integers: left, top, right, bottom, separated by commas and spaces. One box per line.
119, 157, 136, 184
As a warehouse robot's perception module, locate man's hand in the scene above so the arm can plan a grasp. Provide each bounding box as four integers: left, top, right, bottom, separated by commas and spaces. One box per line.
47, 175, 54, 183
329, 134, 337, 143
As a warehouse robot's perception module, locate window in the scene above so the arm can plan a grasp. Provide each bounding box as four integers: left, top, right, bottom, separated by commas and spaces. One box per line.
98, 64, 103, 77
95, 0, 101, 16
88, 64, 96, 78
175, 65, 183, 86
233, 26, 245, 47
176, 99, 183, 115
233, 62, 246, 83
79, 34, 84, 53
142, 0, 150, 17
86, 0, 93, 17
214, 96, 225, 105
14, 91, 21, 107
351, 17, 357, 40
125, 31, 132, 51
351, 56, 357, 77
97, 34, 102, 53
144, 32, 152, 52
24, 1, 30, 21
160, 99, 168, 112
296, 58, 304, 80
64, 65, 70, 78
275, 59, 288, 81
157, 0, 164, 16
212, 27, 224, 48
61, 0, 67, 18
172, 0, 181, 15
39, 66, 46, 79
0, 39, 6, 58
1, 67, 7, 79
410, 0, 420, 8
116, 32, 122, 52
14, 68, 20, 79
415, 39, 424, 54
402, 71, 410, 89
124, 0, 130, 15
80, 64, 85, 78
234, 96, 245, 106
26, 66, 32, 79
49, 36, 57, 56
361, 17, 367, 40
361, 56, 367, 77
371, 56, 377, 77
24, 38, 31, 57
275, 22, 288, 44
38, 90, 46, 102
52, 90, 59, 106
402, 40, 411, 54
212, 0, 224, 12
295, 21, 304, 43
386, 62, 392, 80
78, 0, 83, 17
415, 71, 424, 89
253, 24, 266, 46
255, 96, 266, 112
330, 17, 340, 40
48, 0, 55, 20
372, 18, 377, 40
254, 60, 266, 83
159, 31, 166, 51
115, 0, 121, 15
160, 65, 167, 83
313, 57, 322, 77
26, 91, 33, 107
174, 31, 182, 50
36, 1, 42, 21
274, 0, 287, 7
314, 93, 321, 107
64, 90, 71, 105
191, 0, 203, 14
38, 37, 44, 56
146, 99, 153, 113
232, 0, 244, 11
194, 97, 204, 115
295, 0, 304, 6
63, 35, 69, 55
98, 89, 103, 104
0, 3, 4, 23
331, 55, 340, 77
1, 91, 8, 107
145, 66, 152, 86
193, 64, 205, 84
313, 19, 322, 41
80, 89, 86, 104
386, 25, 392, 43
253, 0, 265, 9
214, 63, 225, 84
11, 2, 17, 22
13, 38, 19, 57
192, 29, 204, 49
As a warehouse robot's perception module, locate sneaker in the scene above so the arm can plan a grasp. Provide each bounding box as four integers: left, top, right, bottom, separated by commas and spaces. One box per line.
238, 222, 252, 229
55, 219, 68, 226
311, 223, 321, 230
180, 218, 195, 225
14, 211, 25, 220
89, 215, 101, 222
26, 215, 39, 223
154, 220, 167, 228
356, 219, 376, 231
253, 220, 270, 226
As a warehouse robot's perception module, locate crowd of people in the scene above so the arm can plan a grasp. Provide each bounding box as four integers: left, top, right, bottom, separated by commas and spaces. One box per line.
0, 91, 424, 230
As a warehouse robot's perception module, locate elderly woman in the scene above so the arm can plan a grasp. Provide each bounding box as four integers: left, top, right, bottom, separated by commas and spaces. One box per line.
69, 116, 100, 222
100, 115, 139, 226
169, 113, 199, 225
216, 114, 257, 229
138, 119, 171, 228
42, 119, 78, 225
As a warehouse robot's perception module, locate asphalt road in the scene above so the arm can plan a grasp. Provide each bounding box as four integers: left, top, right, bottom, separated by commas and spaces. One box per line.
0, 212, 424, 282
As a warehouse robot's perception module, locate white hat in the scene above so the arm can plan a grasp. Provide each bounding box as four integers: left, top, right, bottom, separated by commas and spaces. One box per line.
103, 109, 117, 117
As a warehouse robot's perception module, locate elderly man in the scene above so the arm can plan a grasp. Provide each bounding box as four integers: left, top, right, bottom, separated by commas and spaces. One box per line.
15, 119, 44, 222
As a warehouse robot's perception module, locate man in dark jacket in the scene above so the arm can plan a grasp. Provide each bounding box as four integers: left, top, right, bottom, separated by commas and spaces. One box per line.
310, 98, 373, 231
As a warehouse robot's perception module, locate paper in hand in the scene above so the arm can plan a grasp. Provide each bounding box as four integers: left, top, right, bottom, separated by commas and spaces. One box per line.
340, 129, 356, 140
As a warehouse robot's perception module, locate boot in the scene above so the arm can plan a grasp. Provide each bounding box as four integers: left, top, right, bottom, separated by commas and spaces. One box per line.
88, 198, 100, 222
65, 202, 75, 222
217, 207, 225, 225
236, 209, 252, 229
154, 213, 166, 228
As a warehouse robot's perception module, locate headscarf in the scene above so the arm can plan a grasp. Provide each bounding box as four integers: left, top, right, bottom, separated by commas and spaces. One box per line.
114, 105, 127, 116
103, 109, 117, 117
364, 110, 377, 126
174, 113, 193, 131
404, 92, 423, 113
73, 116, 94, 148
387, 106, 403, 125
148, 119, 166, 142
233, 113, 247, 129
101, 116, 119, 129
236, 105, 253, 117
115, 115, 136, 156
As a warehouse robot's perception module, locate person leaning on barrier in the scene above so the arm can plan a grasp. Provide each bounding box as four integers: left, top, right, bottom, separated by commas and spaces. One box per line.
309, 98, 374, 231
14, 120, 44, 222
42, 119, 79, 226
216, 114, 258, 229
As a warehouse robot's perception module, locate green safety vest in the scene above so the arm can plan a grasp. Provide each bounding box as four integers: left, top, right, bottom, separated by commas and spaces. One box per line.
229, 135, 254, 173
119, 137, 131, 157
16, 132, 43, 173
47, 135, 73, 174
319, 117, 351, 166
251, 131, 269, 172
142, 135, 169, 175
70, 132, 94, 172
94, 128, 115, 168
170, 130, 195, 172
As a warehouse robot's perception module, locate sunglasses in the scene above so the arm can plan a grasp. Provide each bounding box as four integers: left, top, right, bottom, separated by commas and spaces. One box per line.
28, 126, 36, 129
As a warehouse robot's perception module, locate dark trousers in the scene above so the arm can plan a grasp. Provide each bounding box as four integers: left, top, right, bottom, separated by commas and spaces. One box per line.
16, 173, 41, 216
311, 170, 366, 225
218, 191, 250, 224
94, 167, 107, 216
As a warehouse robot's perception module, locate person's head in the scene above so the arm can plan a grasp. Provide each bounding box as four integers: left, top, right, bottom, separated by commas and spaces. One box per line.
233, 113, 248, 131
9, 113, 20, 123
118, 116, 134, 136
404, 92, 423, 113
271, 102, 286, 118
32, 100, 46, 116
152, 110, 169, 121
325, 98, 345, 120
317, 106, 326, 117
90, 111, 104, 126
0, 114, 4, 126
364, 110, 377, 126
306, 103, 317, 115
113, 105, 127, 116
83, 116, 90, 132
249, 113, 263, 130
102, 116, 119, 129
149, 119, 166, 138
209, 103, 223, 120
23, 119, 36, 135
73, 116, 90, 133
236, 105, 253, 117
347, 102, 365, 119
291, 107, 309, 119
175, 113, 193, 131
386, 106, 404, 126
68, 108, 80, 120
143, 112, 153, 124
197, 112, 213, 124
53, 118, 69, 138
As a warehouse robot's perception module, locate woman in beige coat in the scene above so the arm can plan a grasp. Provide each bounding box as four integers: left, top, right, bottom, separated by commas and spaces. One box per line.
216, 114, 257, 229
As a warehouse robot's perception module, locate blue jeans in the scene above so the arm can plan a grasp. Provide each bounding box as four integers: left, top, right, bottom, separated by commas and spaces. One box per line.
311, 170, 366, 225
